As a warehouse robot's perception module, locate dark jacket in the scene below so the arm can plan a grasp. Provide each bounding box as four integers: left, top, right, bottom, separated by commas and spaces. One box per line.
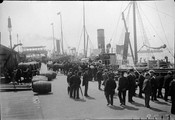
67, 72, 73, 84
118, 76, 128, 91
138, 74, 145, 87
164, 74, 173, 89
142, 79, 151, 94
104, 78, 116, 94
82, 71, 89, 86
96, 71, 103, 80
127, 74, 136, 90
70, 75, 77, 87
74, 75, 81, 88
169, 80, 175, 100
156, 75, 164, 88
150, 75, 158, 89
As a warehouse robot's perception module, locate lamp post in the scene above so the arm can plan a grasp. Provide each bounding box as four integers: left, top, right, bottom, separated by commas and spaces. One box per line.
8, 16, 12, 49
51, 23, 55, 53
57, 12, 64, 54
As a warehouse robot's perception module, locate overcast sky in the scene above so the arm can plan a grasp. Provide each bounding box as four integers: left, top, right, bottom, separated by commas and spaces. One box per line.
0, 1, 174, 60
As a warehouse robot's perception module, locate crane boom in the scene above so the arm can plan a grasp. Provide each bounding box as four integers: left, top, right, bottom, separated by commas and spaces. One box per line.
122, 12, 128, 32
122, 12, 135, 64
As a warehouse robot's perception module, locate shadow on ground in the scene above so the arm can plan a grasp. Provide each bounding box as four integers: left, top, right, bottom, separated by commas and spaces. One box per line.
131, 101, 145, 107
34, 92, 53, 96
124, 105, 139, 110
149, 107, 166, 112
85, 96, 95, 100
108, 105, 124, 110
74, 98, 86, 102
154, 101, 170, 106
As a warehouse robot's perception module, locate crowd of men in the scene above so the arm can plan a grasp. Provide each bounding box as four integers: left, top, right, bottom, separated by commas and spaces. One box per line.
2, 62, 41, 84
64, 62, 175, 115
1, 59, 175, 115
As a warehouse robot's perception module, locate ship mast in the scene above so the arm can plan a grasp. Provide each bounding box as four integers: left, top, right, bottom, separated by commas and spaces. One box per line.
133, 1, 138, 65
83, 2, 86, 58
174, 21, 175, 69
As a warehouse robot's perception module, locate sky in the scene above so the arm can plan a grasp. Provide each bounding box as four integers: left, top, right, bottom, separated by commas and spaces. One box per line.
0, 1, 174, 61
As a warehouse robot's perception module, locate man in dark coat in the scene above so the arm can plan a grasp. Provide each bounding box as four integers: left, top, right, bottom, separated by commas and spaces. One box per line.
118, 71, 128, 106
169, 79, 175, 114
102, 69, 109, 86
93, 65, 98, 81
138, 70, 145, 98
73, 71, 81, 99
156, 73, 164, 98
67, 68, 73, 95
96, 68, 103, 90
127, 69, 136, 103
104, 73, 117, 106
150, 70, 158, 101
69, 71, 77, 98
83, 68, 90, 97
142, 73, 151, 108
164, 71, 173, 101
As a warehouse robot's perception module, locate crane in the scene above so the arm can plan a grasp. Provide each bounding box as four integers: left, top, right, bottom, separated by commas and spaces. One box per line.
121, 12, 135, 64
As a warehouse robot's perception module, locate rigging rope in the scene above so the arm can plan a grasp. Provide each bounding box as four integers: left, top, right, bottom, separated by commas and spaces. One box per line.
136, 3, 154, 57
141, 3, 174, 19
109, 2, 124, 46
136, 3, 150, 47
155, 2, 174, 58
123, 2, 132, 13
110, 2, 131, 47
77, 27, 84, 53
85, 28, 94, 49
81, 27, 94, 56
139, 5, 174, 59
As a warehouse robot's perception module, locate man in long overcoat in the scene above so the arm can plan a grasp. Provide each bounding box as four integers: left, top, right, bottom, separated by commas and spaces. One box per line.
169, 78, 175, 114
142, 73, 151, 108
127, 69, 136, 103
83, 68, 90, 97
164, 71, 173, 101
118, 71, 129, 105
138, 70, 145, 98
104, 73, 117, 106
96, 68, 103, 90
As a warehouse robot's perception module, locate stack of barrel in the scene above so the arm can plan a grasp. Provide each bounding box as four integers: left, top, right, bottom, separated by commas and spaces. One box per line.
40, 71, 57, 81
32, 75, 51, 94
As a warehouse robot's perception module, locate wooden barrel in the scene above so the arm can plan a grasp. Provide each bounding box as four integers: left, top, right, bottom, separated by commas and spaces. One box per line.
40, 71, 57, 81
32, 75, 48, 82
32, 81, 51, 93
